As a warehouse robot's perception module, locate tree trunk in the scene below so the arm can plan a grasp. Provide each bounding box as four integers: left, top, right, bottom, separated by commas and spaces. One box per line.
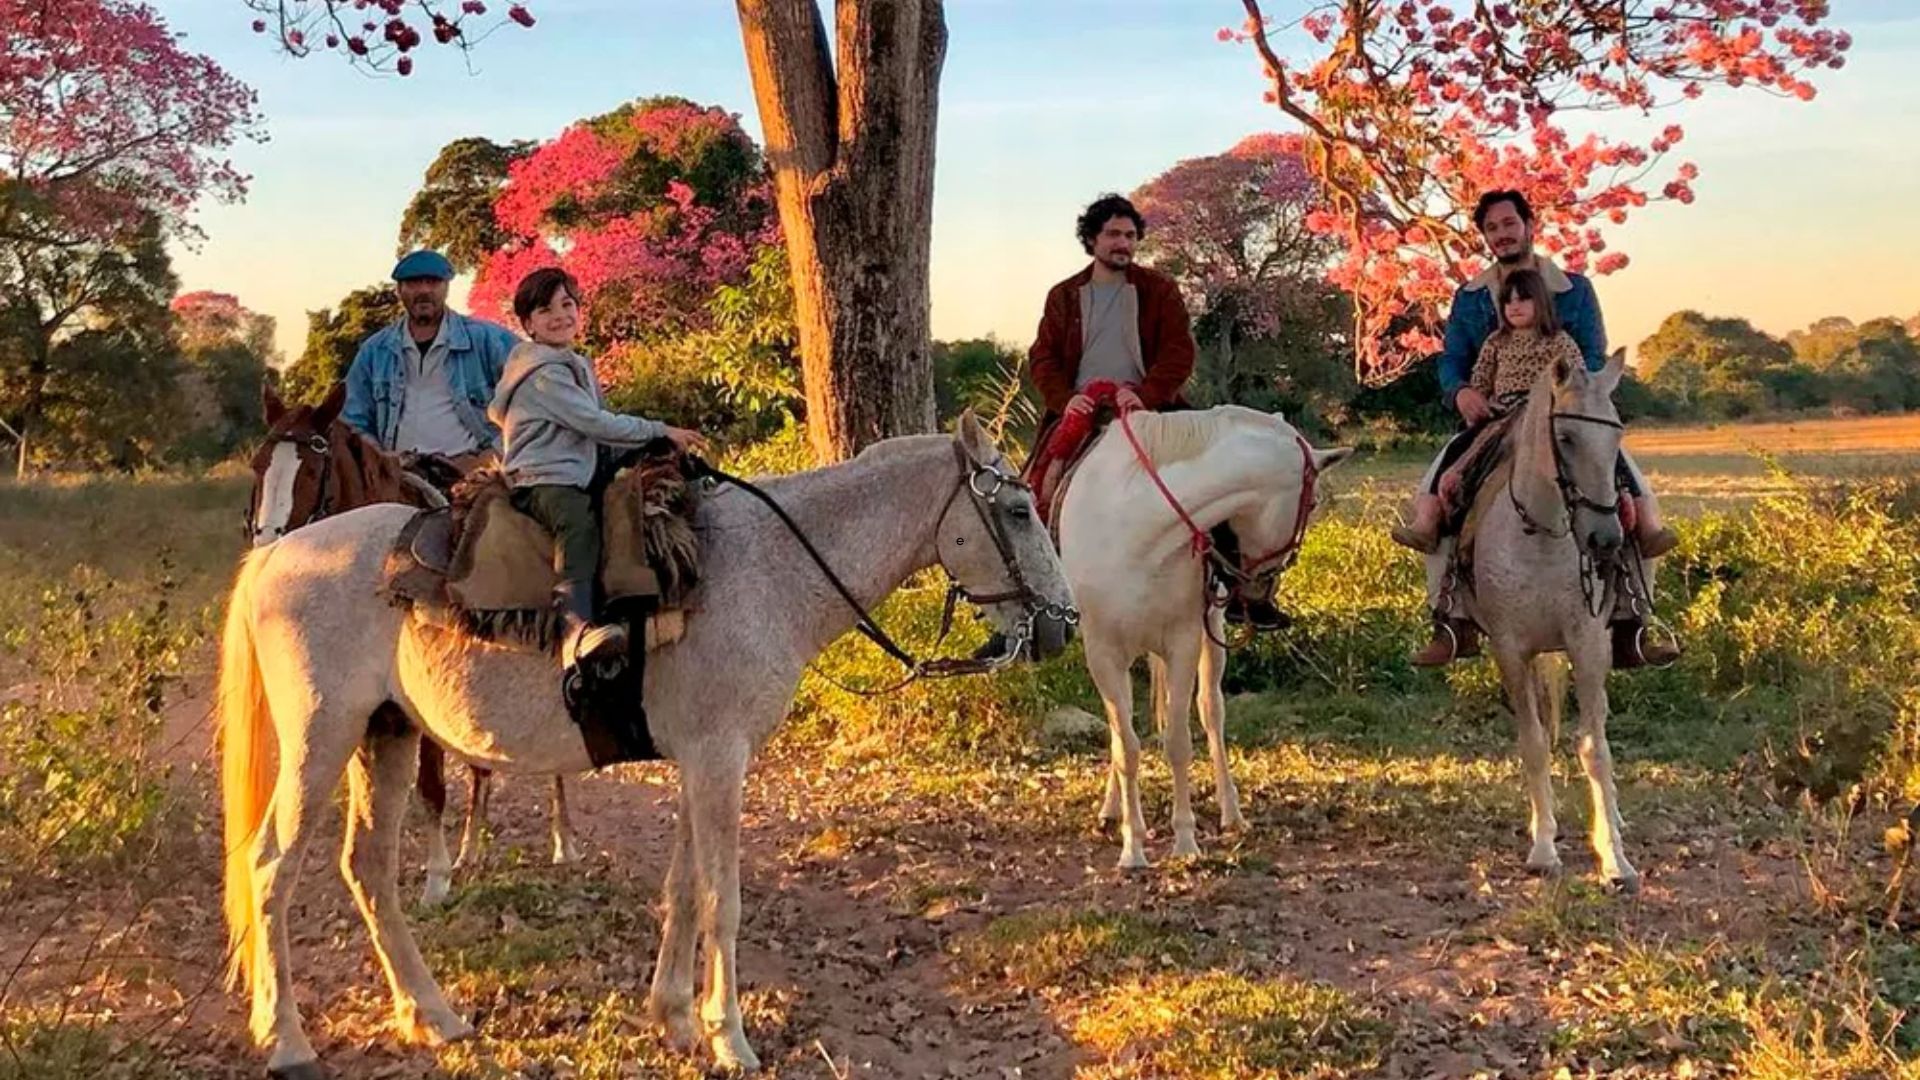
736, 0, 945, 463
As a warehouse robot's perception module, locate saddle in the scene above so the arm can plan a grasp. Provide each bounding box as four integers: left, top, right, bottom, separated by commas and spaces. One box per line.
379, 452, 704, 654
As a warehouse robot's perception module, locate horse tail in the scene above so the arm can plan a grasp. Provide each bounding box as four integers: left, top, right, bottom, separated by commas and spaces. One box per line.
218, 549, 277, 995
1535, 653, 1568, 749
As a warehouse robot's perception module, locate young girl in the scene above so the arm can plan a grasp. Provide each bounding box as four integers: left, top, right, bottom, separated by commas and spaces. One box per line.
1393, 269, 1677, 667
489, 267, 707, 670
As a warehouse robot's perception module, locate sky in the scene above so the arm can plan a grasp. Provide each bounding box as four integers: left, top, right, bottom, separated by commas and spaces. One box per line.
159, 0, 1920, 369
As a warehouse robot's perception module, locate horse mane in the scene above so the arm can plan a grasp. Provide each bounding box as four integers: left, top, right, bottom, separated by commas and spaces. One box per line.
336, 421, 411, 502
1121, 406, 1279, 468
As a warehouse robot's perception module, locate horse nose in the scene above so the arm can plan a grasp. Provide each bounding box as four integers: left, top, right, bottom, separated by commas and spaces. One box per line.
1587, 519, 1624, 555
1032, 608, 1077, 659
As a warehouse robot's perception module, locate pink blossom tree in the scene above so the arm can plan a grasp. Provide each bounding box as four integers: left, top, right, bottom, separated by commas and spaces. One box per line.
464, 98, 779, 373
1, 0, 260, 473
1225, 0, 1850, 381
1, 0, 261, 246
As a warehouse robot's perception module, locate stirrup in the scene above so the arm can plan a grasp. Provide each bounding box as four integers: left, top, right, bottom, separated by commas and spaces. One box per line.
563, 622, 629, 671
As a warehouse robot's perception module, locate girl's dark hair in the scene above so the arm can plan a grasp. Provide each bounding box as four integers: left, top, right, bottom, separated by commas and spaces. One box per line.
1497, 269, 1560, 334
1076, 194, 1146, 254
512, 266, 581, 324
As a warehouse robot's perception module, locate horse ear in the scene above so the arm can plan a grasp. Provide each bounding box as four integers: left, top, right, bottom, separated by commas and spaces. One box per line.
314, 381, 348, 429
1553, 351, 1578, 387
1311, 446, 1355, 474
954, 408, 994, 465
262, 381, 286, 426
1596, 348, 1627, 396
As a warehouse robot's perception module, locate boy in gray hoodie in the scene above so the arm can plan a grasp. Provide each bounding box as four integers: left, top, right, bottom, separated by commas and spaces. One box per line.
490, 268, 707, 669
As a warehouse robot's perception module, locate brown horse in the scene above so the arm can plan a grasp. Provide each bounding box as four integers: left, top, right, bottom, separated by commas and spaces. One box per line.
247, 382, 582, 904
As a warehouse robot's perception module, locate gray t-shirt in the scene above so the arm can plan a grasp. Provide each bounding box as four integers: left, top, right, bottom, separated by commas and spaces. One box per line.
1076, 280, 1144, 389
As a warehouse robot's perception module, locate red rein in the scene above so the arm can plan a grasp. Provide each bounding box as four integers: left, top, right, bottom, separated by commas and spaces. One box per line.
1115, 406, 1318, 573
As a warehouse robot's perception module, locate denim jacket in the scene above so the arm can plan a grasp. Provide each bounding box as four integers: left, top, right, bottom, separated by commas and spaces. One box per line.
342, 312, 520, 452
1438, 259, 1607, 404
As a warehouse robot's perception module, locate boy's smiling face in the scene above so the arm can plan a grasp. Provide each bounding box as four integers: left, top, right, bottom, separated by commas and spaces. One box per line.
522, 286, 582, 347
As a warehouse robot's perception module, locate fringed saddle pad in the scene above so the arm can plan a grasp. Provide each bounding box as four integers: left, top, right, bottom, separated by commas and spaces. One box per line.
379, 454, 703, 655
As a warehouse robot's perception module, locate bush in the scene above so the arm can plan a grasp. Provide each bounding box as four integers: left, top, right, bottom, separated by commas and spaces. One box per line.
0, 562, 200, 881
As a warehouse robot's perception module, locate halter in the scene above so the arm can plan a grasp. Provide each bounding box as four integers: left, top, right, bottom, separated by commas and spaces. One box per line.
1504, 406, 1628, 618
690, 443, 1078, 691
1506, 409, 1624, 540
246, 430, 337, 541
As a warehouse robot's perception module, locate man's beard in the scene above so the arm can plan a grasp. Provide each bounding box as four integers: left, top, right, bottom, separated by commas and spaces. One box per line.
1096, 251, 1132, 271
1495, 246, 1531, 266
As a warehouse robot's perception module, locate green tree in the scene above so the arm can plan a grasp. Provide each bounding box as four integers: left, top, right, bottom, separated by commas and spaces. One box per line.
1811, 318, 1920, 414
1638, 310, 1807, 420
0, 208, 180, 474
395, 136, 531, 273
280, 284, 402, 405
603, 244, 801, 445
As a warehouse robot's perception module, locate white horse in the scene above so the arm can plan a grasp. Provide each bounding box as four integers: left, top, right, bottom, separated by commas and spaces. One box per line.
243, 385, 581, 907
1059, 406, 1352, 869
216, 416, 1075, 1076
1449, 350, 1640, 889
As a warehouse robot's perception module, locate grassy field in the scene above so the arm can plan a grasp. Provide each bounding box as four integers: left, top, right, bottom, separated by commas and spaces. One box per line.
2, 420, 1919, 1079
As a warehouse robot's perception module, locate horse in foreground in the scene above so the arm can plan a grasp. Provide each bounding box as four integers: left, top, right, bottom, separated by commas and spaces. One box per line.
1446, 349, 1642, 889
218, 415, 1074, 1075
246, 383, 582, 904
1059, 406, 1351, 868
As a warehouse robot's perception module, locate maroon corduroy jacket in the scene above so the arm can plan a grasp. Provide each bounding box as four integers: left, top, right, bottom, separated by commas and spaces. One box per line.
1027, 262, 1195, 422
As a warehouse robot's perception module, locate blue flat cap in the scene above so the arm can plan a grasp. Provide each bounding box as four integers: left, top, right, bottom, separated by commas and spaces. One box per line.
392, 250, 455, 281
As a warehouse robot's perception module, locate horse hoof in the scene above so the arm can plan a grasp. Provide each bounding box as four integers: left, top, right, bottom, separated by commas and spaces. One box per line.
1606, 871, 1642, 895
421, 876, 451, 907
398, 1009, 474, 1047
710, 1036, 761, 1074
1116, 850, 1150, 872
267, 1062, 328, 1080
1220, 811, 1249, 833
648, 997, 698, 1053
1525, 856, 1564, 878
1171, 835, 1202, 859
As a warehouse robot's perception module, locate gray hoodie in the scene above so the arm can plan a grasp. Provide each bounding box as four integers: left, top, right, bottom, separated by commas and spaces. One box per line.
488, 342, 667, 489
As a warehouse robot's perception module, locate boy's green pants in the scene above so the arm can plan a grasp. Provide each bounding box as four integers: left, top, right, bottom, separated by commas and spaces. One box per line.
510, 484, 599, 590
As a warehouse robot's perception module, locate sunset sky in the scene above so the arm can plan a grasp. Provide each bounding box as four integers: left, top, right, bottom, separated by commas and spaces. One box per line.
160, 0, 1919, 368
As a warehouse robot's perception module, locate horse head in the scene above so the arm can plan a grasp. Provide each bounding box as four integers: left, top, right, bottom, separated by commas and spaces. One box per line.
1235, 415, 1354, 578
1541, 347, 1629, 557
941, 411, 1078, 660
248, 382, 348, 547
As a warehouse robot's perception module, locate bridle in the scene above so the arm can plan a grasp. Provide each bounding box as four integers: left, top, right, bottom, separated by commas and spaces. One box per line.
689, 443, 1078, 690
1114, 408, 1321, 648
246, 430, 336, 542
1507, 409, 1624, 540
1505, 405, 1627, 617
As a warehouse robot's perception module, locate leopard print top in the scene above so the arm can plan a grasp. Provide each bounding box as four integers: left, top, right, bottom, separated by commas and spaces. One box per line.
1470, 329, 1584, 404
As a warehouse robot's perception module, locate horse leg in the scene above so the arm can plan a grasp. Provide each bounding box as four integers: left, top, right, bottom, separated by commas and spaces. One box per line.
646, 786, 700, 1053
550, 776, 582, 865
415, 732, 453, 906
1195, 613, 1245, 831
1496, 645, 1561, 874
1154, 644, 1204, 859
1568, 633, 1639, 891
341, 726, 472, 1046
685, 745, 758, 1071
246, 717, 361, 1077
1088, 640, 1149, 870
1098, 761, 1122, 826
455, 766, 490, 869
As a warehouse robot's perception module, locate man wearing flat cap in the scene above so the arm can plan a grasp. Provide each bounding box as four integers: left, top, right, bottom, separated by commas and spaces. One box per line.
343, 249, 521, 465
